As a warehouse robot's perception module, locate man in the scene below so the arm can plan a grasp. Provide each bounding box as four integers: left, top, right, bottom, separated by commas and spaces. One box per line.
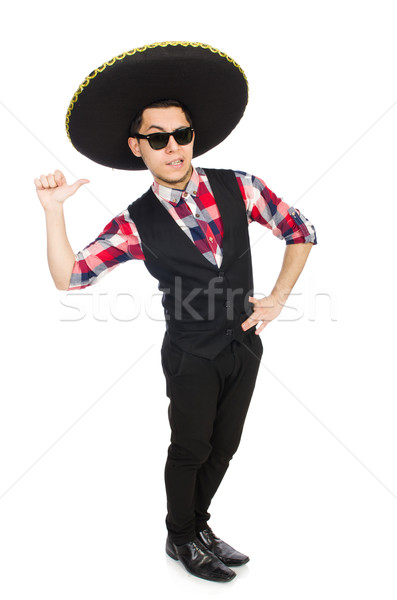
35, 43, 316, 583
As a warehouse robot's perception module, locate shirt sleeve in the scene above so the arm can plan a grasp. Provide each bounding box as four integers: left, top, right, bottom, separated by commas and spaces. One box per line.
68, 209, 145, 290
235, 171, 317, 245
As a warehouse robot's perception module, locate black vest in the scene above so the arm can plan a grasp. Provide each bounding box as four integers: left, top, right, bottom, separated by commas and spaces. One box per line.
128, 168, 255, 358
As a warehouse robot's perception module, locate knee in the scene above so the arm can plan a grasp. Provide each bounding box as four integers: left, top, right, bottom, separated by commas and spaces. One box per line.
211, 450, 233, 468
168, 440, 212, 467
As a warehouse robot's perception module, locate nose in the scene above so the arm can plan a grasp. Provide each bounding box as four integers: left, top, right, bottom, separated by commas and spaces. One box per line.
165, 133, 179, 152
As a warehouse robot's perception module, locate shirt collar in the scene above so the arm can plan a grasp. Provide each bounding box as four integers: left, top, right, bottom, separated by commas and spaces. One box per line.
152, 166, 200, 205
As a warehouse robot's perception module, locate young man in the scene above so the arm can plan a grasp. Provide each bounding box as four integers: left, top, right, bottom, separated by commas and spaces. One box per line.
35, 43, 317, 583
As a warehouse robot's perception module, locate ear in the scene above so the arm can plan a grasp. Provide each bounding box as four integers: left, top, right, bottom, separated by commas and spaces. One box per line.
128, 137, 141, 157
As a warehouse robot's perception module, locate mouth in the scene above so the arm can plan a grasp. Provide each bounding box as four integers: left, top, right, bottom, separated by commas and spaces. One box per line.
167, 159, 184, 167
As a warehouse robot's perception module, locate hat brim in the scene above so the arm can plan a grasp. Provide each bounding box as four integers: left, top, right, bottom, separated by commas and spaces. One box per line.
66, 41, 248, 170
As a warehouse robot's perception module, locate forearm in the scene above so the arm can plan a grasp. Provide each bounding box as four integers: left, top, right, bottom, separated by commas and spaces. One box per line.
271, 242, 313, 305
44, 204, 76, 290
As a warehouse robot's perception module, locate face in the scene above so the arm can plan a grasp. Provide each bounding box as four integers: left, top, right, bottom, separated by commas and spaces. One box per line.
128, 106, 195, 190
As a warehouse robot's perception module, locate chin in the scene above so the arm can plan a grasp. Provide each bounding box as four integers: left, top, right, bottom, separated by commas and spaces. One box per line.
158, 166, 192, 188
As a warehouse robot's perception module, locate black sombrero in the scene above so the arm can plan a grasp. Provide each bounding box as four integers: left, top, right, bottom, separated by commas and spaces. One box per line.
65, 41, 248, 170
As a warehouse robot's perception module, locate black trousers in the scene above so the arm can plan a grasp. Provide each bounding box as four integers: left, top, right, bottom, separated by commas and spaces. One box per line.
161, 330, 263, 545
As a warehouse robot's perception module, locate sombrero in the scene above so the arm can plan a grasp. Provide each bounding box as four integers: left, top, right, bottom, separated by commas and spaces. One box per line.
65, 41, 248, 170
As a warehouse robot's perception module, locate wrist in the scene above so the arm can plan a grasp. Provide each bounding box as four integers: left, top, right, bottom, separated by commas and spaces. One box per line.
43, 201, 65, 218
270, 287, 290, 306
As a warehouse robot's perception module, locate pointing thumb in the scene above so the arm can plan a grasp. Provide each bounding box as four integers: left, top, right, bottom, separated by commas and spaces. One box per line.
70, 179, 90, 195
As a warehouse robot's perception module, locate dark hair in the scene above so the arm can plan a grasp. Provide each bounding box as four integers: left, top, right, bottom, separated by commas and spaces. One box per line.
129, 99, 193, 136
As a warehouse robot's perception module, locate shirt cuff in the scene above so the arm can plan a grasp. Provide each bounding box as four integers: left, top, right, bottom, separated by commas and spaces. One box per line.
284, 207, 317, 245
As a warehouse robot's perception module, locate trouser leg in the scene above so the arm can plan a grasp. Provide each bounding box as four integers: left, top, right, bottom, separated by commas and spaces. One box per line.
194, 333, 263, 530
162, 338, 228, 545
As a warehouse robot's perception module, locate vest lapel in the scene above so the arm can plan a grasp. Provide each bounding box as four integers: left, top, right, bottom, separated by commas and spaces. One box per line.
144, 188, 220, 270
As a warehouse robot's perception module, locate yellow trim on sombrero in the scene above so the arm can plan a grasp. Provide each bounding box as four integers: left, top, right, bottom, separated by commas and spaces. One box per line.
65, 41, 248, 143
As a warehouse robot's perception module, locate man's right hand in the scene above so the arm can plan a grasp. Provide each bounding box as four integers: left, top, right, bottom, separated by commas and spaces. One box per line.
34, 169, 89, 211
35, 169, 89, 289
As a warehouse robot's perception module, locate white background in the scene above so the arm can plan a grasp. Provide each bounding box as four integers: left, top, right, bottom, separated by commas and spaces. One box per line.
1, 1, 396, 598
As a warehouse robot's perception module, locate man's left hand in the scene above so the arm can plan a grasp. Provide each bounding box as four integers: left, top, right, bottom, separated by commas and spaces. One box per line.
241, 295, 283, 335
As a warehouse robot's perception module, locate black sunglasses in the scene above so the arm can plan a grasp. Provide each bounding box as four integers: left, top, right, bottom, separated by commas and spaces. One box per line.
134, 127, 194, 150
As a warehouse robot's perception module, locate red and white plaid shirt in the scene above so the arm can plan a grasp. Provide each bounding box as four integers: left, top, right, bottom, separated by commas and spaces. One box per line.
68, 167, 317, 290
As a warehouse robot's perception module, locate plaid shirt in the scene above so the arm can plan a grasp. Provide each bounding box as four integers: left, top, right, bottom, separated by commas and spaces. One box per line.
68, 167, 317, 290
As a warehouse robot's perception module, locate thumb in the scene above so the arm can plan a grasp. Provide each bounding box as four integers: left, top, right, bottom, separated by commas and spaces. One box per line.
69, 179, 90, 195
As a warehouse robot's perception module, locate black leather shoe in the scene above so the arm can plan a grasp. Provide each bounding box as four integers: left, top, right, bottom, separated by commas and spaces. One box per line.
166, 535, 236, 582
197, 527, 250, 566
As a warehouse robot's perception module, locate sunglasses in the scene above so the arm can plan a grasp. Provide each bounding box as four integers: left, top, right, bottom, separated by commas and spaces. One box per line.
134, 127, 194, 150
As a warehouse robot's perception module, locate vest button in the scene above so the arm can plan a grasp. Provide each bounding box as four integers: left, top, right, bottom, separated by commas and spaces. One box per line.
225, 329, 233, 336
218, 271, 225, 278
224, 301, 232, 308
